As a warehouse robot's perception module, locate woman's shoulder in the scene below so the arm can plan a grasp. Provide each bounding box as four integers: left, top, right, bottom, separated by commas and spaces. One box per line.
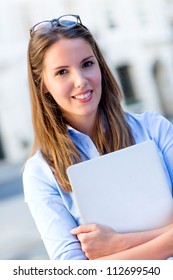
24, 149, 47, 170
23, 150, 59, 201
125, 110, 173, 144
126, 110, 163, 122
125, 110, 171, 129
23, 149, 55, 183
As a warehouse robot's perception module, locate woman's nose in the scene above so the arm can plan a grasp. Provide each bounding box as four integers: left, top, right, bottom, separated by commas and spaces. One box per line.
73, 71, 87, 89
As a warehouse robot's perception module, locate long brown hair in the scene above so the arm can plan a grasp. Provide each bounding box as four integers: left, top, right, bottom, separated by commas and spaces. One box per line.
27, 23, 134, 192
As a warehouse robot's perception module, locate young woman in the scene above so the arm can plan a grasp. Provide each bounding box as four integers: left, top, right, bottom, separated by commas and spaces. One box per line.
23, 14, 173, 260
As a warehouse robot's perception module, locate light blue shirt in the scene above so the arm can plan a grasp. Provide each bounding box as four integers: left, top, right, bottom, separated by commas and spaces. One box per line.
23, 111, 173, 260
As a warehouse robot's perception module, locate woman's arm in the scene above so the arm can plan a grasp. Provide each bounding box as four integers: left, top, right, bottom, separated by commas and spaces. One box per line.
71, 223, 173, 259
23, 155, 87, 260
96, 226, 173, 260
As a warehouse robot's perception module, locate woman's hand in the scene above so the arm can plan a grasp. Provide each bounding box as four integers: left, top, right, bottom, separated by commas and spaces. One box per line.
71, 222, 173, 260
71, 224, 124, 259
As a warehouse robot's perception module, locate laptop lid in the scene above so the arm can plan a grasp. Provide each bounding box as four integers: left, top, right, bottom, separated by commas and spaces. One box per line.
67, 140, 173, 232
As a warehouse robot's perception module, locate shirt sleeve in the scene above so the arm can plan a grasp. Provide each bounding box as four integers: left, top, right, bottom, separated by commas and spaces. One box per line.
23, 155, 87, 260
149, 112, 173, 193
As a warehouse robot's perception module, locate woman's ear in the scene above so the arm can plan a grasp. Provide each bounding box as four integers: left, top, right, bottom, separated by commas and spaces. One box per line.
43, 84, 48, 94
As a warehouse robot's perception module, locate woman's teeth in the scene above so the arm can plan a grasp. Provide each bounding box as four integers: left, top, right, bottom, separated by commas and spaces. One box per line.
73, 91, 92, 100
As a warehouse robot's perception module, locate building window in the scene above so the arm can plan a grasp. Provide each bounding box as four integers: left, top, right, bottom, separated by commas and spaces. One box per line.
116, 65, 137, 105
152, 61, 172, 118
0, 132, 4, 160
106, 10, 116, 29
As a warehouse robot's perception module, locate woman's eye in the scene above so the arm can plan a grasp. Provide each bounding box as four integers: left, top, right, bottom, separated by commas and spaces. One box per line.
83, 61, 94, 68
56, 69, 67, 76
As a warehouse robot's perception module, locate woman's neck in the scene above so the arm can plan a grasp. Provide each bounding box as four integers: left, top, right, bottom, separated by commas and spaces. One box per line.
67, 114, 97, 139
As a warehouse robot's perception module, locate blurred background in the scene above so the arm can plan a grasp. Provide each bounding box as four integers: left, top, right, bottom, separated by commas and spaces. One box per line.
1, 0, 173, 260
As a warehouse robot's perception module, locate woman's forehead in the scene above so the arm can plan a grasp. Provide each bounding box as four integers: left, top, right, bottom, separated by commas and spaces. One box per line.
43, 38, 95, 67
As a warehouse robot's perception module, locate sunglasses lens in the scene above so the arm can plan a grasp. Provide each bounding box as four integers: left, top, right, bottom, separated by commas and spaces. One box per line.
33, 21, 52, 33
58, 15, 78, 27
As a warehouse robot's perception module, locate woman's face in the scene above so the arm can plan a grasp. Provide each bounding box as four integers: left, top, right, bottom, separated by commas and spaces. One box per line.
43, 38, 102, 127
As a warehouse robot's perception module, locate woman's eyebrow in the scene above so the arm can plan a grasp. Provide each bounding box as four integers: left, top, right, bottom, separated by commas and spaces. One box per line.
52, 55, 95, 71
81, 55, 94, 63
53, 65, 69, 71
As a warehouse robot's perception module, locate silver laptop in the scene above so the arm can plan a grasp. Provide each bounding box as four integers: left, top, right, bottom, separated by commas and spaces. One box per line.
67, 140, 173, 233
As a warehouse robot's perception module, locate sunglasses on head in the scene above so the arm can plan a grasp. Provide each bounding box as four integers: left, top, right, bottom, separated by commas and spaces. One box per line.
30, 14, 82, 36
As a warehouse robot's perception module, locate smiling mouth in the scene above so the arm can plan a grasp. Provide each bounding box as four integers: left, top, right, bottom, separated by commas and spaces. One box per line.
72, 91, 93, 100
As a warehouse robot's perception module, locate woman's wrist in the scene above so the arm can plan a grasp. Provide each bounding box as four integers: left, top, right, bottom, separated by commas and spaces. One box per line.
111, 232, 133, 253
112, 223, 173, 255
162, 228, 173, 258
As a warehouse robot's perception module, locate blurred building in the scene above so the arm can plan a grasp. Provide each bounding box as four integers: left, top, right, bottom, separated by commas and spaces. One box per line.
0, 0, 173, 163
